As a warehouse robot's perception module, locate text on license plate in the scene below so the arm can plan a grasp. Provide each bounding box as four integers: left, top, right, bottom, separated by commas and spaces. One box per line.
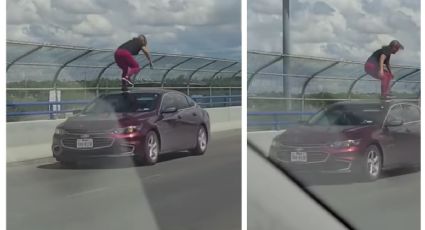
77, 139, 93, 148
290, 152, 307, 162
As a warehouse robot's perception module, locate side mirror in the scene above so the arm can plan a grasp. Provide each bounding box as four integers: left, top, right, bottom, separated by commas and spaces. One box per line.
385, 119, 403, 127
73, 109, 82, 115
161, 107, 178, 114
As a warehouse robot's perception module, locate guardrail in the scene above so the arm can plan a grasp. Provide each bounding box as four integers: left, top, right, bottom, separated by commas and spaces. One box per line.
248, 111, 315, 130
7, 95, 241, 118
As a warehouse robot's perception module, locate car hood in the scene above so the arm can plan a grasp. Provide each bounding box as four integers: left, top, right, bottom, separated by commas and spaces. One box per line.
274, 124, 376, 145
58, 112, 156, 131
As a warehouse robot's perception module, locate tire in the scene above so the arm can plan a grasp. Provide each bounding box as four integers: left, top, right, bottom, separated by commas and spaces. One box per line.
135, 131, 160, 165
191, 126, 208, 155
360, 145, 382, 181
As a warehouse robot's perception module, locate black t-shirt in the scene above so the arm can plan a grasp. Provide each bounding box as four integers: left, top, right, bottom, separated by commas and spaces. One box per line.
369, 46, 391, 65
118, 38, 143, 55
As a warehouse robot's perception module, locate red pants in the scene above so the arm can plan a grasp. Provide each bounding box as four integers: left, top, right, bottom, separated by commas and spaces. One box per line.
364, 61, 393, 97
114, 49, 141, 80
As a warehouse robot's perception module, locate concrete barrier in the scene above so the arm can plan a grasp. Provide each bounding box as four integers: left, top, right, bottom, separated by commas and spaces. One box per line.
247, 130, 286, 157
7, 106, 241, 162
207, 106, 241, 132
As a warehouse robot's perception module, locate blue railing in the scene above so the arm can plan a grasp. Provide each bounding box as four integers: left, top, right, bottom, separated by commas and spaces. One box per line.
248, 111, 316, 130
7, 95, 241, 118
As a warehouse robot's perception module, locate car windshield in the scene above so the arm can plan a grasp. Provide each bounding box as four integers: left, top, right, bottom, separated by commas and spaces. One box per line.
82, 93, 160, 114
307, 104, 385, 126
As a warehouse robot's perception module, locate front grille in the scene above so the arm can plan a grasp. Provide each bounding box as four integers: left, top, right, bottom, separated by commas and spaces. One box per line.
306, 152, 328, 162
274, 146, 329, 163
62, 138, 114, 149
65, 129, 109, 134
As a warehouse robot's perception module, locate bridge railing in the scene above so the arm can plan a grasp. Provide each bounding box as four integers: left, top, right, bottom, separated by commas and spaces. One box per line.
248, 111, 315, 130
7, 95, 241, 119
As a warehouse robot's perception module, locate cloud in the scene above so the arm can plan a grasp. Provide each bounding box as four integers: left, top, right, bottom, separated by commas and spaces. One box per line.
249, 0, 282, 15
311, 1, 335, 15
53, 0, 104, 14
7, 0, 241, 60
248, 1, 283, 51
72, 14, 112, 36
126, 0, 217, 26
7, 0, 40, 25
248, 0, 420, 66
7, 24, 33, 41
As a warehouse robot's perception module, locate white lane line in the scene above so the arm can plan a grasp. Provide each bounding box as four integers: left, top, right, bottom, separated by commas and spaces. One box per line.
67, 187, 107, 198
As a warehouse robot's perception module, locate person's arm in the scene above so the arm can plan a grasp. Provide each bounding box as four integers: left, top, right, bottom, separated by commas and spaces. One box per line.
386, 56, 392, 74
379, 54, 386, 78
141, 46, 153, 69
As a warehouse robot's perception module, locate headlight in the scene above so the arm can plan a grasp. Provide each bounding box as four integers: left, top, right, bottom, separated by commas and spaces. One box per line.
112, 125, 142, 134
329, 139, 361, 149
54, 128, 66, 135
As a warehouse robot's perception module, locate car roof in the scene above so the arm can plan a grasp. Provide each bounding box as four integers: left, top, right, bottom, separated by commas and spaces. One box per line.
331, 100, 419, 107
104, 87, 183, 96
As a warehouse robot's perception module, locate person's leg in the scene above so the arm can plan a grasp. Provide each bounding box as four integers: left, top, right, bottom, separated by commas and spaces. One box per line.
382, 71, 392, 97
364, 61, 388, 97
364, 61, 379, 79
121, 52, 140, 81
114, 49, 130, 89
127, 63, 141, 79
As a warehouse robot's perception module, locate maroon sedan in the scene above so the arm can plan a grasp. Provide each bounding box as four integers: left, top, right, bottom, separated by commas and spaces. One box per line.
52, 88, 210, 166
269, 101, 420, 181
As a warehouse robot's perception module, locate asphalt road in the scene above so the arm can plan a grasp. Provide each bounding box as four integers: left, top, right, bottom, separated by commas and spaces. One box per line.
7, 129, 241, 230
248, 132, 420, 230
257, 158, 420, 230
306, 169, 420, 230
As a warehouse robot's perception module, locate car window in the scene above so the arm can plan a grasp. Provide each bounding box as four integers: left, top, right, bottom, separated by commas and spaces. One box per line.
161, 93, 175, 110
83, 93, 160, 114
186, 96, 196, 107
402, 104, 420, 122
173, 93, 191, 110
308, 104, 384, 126
386, 104, 404, 123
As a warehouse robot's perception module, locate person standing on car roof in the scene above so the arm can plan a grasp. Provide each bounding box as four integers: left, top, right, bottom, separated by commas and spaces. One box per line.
364, 40, 404, 99
114, 34, 153, 90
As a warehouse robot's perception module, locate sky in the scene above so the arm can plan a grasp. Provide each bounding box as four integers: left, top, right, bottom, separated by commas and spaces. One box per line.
248, 0, 420, 66
7, 0, 241, 60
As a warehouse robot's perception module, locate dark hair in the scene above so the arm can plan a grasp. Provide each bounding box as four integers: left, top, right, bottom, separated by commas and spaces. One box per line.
389, 40, 404, 50
138, 34, 147, 45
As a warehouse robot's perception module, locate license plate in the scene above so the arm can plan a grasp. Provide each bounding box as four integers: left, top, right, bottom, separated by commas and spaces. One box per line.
76, 139, 93, 149
290, 151, 307, 162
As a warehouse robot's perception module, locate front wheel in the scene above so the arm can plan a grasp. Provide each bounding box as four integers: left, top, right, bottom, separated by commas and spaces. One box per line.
191, 126, 208, 155
359, 145, 382, 181
135, 131, 160, 165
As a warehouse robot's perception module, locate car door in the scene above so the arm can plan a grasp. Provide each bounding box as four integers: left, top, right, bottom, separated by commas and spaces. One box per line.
184, 95, 203, 148
172, 93, 198, 150
399, 104, 420, 165
381, 104, 406, 166
156, 93, 182, 153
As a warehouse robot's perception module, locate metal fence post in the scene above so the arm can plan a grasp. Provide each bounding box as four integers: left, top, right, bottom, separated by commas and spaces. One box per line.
209, 87, 213, 108
274, 114, 278, 130
229, 88, 232, 106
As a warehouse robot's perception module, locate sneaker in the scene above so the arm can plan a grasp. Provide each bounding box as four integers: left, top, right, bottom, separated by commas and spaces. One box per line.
121, 79, 128, 91
122, 77, 134, 87
380, 95, 395, 100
